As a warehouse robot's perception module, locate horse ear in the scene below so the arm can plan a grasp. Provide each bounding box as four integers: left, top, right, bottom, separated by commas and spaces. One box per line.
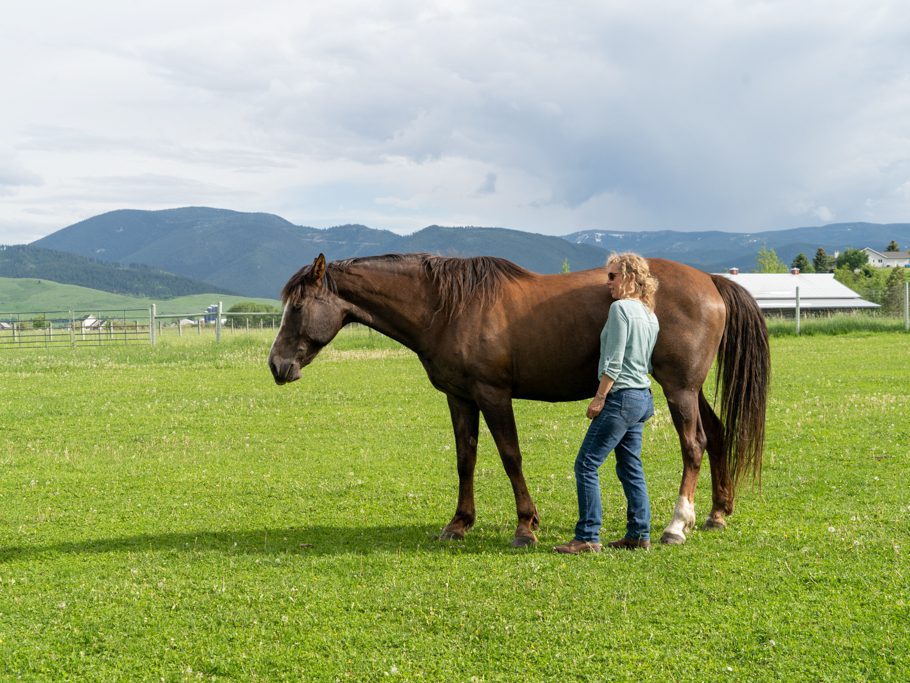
308, 253, 326, 284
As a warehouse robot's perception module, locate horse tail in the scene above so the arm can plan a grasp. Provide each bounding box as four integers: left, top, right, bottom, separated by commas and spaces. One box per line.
710, 274, 771, 487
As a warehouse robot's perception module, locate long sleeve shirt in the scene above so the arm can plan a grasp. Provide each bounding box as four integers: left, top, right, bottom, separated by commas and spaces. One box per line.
598, 298, 659, 390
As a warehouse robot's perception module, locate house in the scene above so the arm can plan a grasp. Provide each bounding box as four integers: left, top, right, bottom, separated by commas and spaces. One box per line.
81, 315, 104, 329
862, 247, 910, 268
718, 269, 879, 312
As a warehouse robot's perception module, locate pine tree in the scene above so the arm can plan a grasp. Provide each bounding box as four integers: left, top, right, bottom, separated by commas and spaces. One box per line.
791, 253, 812, 272
813, 247, 833, 273
887, 240, 900, 252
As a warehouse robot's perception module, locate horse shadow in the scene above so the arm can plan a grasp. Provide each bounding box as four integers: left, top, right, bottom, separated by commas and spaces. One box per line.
0, 523, 511, 563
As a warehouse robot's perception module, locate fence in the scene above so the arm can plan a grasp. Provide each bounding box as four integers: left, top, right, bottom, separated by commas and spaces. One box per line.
0, 303, 283, 349
0, 308, 152, 349
149, 303, 281, 344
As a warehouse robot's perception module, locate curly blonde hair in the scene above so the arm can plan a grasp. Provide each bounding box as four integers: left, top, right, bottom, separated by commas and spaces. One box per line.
607, 252, 659, 311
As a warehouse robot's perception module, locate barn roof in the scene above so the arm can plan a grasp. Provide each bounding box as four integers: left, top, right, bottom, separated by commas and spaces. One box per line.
716, 272, 879, 310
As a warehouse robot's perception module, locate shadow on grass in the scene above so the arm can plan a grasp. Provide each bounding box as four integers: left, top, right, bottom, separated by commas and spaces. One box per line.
0, 524, 524, 563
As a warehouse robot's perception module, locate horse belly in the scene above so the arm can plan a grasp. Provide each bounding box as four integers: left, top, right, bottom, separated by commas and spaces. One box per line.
510, 347, 600, 402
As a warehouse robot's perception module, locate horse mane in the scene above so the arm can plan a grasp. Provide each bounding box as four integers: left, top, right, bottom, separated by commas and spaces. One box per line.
421, 254, 530, 318
280, 253, 531, 317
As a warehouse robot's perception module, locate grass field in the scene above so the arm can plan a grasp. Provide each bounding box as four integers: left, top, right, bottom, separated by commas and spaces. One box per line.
1, 330, 908, 680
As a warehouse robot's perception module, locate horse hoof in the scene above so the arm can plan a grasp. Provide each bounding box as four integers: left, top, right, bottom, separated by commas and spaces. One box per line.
438, 528, 465, 541
660, 531, 686, 545
702, 517, 727, 531
511, 533, 538, 548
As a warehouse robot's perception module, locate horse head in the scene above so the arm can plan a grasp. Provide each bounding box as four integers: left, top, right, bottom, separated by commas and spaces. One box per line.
269, 253, 346, 385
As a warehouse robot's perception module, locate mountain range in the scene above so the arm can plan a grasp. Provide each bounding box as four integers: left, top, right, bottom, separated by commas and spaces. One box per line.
32, 208, 610, 298
26, 207, 910, 299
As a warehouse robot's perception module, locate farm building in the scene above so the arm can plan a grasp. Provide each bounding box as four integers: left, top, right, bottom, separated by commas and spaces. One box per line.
81, 315, 105, 329
717, 270, 879, 312
862, 247, 910, 268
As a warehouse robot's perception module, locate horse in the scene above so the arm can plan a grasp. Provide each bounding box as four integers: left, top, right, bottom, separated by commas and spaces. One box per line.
269, 252, 770, 548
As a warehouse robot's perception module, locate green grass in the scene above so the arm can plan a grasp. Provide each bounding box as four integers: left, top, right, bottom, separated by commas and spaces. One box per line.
0, 276, 278, 316
1, 332, 907, 680
766, 312, 908, 336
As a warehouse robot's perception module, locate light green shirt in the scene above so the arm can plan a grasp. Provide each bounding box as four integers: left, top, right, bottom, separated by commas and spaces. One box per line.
598, 298, 659, 390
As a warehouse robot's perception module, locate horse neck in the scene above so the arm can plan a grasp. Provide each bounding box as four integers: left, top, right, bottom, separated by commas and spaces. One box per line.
331, 261, 436, 351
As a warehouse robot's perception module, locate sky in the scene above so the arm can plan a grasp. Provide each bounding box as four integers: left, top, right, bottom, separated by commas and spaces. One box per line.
2, 1, 910, 244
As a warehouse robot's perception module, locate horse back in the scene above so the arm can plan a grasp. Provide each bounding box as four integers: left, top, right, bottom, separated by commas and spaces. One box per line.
493, 260, 725, 401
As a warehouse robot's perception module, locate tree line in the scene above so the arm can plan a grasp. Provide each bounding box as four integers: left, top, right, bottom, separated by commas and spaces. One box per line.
0, 245, 233, 299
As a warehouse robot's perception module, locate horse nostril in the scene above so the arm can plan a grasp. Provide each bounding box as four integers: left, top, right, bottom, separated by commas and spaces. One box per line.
269, 359, 288, 384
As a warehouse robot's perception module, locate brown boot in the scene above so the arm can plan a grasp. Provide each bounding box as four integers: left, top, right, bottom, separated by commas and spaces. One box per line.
606, 537, 652, 550
553, 539, 602, 554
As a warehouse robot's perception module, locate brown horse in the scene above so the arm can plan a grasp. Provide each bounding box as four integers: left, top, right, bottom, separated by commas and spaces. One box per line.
269, 253, 770, 547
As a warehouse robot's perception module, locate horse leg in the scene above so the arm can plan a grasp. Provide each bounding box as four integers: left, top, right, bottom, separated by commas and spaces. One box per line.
699, 391, 734, 530
476, 389, 539, 548
439, 394, 480, 541
661, 388, 707, 545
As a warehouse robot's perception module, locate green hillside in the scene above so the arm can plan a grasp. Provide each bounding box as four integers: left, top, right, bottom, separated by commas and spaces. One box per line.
0, 244, 234, 298
33, 207, 323, 298
0, 277, 279, 316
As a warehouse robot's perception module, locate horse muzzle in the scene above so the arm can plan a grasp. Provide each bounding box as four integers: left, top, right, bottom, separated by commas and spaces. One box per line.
269, 358, 301, 385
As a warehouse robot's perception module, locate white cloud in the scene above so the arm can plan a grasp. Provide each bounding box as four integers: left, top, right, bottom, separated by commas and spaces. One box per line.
2, 0, 910, 242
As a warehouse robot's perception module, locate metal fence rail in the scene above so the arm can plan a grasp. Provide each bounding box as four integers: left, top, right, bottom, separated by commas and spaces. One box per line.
0, 303, 284, 349
0, 308, 151, 349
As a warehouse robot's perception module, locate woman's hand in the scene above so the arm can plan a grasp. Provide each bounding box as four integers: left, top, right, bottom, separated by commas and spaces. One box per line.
586, 395, 605, 420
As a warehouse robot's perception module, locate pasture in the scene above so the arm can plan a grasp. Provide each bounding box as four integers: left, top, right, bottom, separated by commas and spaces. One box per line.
1, 330, 907, 680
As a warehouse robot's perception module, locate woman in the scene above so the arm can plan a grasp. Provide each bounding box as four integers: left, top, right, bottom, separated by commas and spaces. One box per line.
554, 252, 660, 553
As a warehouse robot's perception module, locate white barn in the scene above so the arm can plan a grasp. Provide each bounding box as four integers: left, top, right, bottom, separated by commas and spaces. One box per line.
717, 271, 879, 312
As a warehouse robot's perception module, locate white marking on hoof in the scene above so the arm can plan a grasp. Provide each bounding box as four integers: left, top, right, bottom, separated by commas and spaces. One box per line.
662, 495, 696, 543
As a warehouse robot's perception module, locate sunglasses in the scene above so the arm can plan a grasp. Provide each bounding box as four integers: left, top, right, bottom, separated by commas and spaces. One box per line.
607, 272, 620, 281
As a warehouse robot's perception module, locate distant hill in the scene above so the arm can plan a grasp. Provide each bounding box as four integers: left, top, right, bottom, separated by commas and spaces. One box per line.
0, 276, 276, 316
31, 207, 910, 298
565, 224, 910, 272
33, 207, 608, 297
0, 244, 235, 299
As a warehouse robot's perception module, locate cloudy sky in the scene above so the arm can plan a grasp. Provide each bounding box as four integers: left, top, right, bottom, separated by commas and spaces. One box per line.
2, 1, 910, 243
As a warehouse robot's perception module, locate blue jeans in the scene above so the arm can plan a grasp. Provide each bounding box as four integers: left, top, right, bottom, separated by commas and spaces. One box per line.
574, 388, 654, 543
